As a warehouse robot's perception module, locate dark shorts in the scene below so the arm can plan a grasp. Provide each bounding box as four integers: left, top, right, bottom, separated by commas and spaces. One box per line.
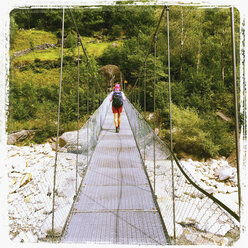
112, 106, 123, 114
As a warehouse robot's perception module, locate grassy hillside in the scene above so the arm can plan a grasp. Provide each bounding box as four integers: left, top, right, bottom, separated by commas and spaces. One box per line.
11, 29, 122, 62
10, 29, 58, 54
8, 28, 116, 143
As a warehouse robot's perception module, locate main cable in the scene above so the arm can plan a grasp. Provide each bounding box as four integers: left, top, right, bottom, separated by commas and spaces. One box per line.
52, 7, 65, 239
75, 37, 80, 196
129, 6, 167, 96
67, 8, 103, 95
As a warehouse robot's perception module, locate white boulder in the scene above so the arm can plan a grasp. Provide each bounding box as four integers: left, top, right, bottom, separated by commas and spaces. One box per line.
217, 167, 235, 181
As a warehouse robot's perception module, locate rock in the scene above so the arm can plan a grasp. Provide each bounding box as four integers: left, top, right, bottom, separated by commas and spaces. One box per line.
9, 175, 29, 193
20, 173, 32, 188
26, 231, 38, 242
187, 191, 205, 199
43, 143, 52, 154
207, 175, 216, 180
204, 187, 216, 194
112, 42, 118, 47
226, 186, 237, 193
178, 217, 198, 227
200, 233, 229, 245
13, 234, 23, 242
40, 204, 71, 237
43, 202, 53, 214
213, 192, 239, 214
12, 43, 57, 58
9, 172, 22, 178
58, 129, 88, 149
14, 230, 38, 242
51, 143, 66, 152
217, 184, 228, 194
59, 131, 77, 147
67, 145, 84, 154
218, 167, 234, 181
206, 159, 219, 170
56, 170, 76, 199
7, 130, 35, 145
183, 232, 209, 245
195, 216, 231, 236
8, 156, 27, 172
230, 173, 238, 185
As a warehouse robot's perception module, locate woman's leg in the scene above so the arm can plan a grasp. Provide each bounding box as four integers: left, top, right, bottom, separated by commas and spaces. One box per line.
118, 113, 121, 128
117, 106, 123, 129
114, 113, 119, 128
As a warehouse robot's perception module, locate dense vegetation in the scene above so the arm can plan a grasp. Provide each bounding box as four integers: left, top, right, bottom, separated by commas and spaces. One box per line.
8, 4, 240, 159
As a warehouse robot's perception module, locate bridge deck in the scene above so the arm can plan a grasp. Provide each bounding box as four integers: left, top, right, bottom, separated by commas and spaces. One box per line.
62, 105, 169, 245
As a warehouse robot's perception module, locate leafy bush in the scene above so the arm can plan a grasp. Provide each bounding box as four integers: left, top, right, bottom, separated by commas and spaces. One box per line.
202, 114, 235, 157
110, 25, 122, 40
7, 63, 95, 143
169, 104, 217, 158
160, 104, 235, 159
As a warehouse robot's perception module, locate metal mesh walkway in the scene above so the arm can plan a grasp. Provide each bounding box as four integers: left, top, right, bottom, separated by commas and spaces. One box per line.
62, 105, 170, 245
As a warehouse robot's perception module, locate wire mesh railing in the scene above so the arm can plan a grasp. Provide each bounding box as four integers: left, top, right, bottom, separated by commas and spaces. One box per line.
51, 94, 110, 239
124, 99, 240, 245
8, 95, 110, 242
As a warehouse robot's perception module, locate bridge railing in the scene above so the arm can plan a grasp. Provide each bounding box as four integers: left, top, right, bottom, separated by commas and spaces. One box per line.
8, 95, 110, 242
50, 94, 111, 238
124, 99, 240, 245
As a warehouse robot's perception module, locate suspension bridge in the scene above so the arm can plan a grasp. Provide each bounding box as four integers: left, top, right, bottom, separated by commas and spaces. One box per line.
55, 95, 239, 245
9, 5, 241, 246
62, 104, 170, 244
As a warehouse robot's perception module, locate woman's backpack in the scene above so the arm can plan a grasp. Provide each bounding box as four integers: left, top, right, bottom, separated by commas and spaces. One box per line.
112, 92, 123, 108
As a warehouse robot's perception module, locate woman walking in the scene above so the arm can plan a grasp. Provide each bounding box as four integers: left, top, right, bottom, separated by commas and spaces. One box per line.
110, 84, 126, 133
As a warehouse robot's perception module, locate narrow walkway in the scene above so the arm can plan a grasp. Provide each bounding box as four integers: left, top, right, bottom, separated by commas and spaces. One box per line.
62, 105, 169, 245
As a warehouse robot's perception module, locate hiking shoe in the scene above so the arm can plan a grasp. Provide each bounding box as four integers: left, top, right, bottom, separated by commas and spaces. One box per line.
117, 127, 120, 132
116, 127, 118, 133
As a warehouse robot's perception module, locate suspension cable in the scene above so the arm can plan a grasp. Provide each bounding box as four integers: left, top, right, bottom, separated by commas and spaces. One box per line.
68, 8, 102, 96
154, 34, 157, 116
75, 37, 80, 196
230, 6, 241, 217
87, 63, 90, 115
144, 61, 147, 117
129, 6, 166, 97
153, 33, 157, 193
52, 7, 65, 238
166, 6, 176, 243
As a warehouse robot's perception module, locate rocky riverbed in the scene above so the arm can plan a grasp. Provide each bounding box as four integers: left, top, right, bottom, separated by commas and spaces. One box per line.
6, 143, 239, 244
7, 143, 87, 242
146, 157, 239, 245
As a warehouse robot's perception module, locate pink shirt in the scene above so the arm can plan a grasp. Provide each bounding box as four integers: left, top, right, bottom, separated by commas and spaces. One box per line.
109, 91, 126, 102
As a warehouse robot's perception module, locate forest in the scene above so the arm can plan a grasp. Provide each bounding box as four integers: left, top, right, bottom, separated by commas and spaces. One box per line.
8, 3, 241, 160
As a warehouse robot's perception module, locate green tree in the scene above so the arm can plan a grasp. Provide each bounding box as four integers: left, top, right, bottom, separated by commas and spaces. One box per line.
10, 16, 18, 48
